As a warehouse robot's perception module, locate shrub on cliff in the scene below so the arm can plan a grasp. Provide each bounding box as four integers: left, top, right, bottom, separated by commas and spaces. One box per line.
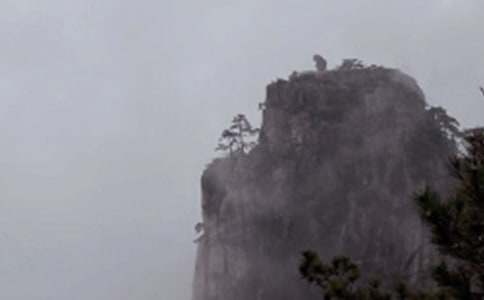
215, 114, 259, 156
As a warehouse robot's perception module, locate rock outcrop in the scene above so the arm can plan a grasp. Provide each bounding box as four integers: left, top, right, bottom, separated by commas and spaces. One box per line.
193, 65, 456, 300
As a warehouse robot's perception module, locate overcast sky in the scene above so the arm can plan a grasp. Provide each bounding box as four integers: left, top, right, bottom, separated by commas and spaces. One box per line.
0, 1, 483, 299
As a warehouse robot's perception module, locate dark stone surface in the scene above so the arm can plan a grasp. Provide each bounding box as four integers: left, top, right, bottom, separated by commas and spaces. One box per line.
193, 67, 456, 300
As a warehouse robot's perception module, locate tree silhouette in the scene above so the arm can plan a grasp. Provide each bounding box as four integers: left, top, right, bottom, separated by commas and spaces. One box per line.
337, 59, 365, 71
216, 114, 259, 156
416, 128, 484, 299
427, 106, 461, 139
300, 129, 484, 299
300, 251, 395, 300
299, 252, 456, 299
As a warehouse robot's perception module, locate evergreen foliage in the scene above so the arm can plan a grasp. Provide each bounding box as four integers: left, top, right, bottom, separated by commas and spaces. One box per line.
299, 251, 392, 300
416, 128, 484, 299
215, 114, 259, 156
427, 107, 462, 140
337, 59, 365, 71
299, 251, 451, 299
300, 129, 484, 299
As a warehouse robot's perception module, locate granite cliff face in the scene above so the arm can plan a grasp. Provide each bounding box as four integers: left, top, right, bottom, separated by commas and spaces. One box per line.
193, 66, 456, 300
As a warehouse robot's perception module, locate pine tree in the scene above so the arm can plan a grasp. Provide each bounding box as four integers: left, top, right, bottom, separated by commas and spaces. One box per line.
416, 128, 484, 299
216, 114, 259, 156
299, 129, 484, 299
299, 251, 399, 300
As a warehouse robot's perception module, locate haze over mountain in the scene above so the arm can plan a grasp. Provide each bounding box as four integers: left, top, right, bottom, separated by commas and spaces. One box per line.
193, 65, 456, 300
0, 1, 483, 300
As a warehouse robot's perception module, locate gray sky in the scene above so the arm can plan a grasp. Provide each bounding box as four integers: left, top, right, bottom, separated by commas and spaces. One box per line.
0, 1, 483, 299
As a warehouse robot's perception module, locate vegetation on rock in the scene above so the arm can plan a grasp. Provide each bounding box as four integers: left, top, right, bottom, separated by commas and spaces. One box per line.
194, 61, 463, 300
300, 128, 484, 299
215, 114, 259, 156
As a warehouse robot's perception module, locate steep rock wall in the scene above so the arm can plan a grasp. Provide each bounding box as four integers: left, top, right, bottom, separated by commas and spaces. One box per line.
193, 67, 456, 300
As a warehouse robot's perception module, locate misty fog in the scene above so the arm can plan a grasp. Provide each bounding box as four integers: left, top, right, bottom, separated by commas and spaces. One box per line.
0, 1, 483, 299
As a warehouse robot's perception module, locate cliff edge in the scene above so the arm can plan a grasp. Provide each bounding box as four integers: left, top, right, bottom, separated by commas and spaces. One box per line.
193, 65, 456, 300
